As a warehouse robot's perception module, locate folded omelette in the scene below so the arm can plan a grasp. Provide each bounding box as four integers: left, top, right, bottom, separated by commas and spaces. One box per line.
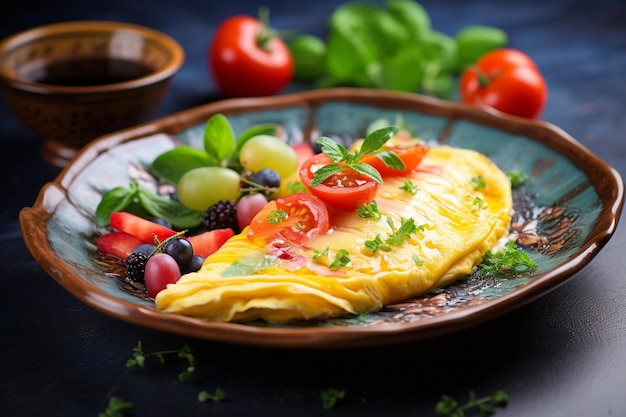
155, 145, 512, 323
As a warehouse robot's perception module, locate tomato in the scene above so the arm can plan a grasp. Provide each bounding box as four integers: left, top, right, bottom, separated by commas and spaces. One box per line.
187, 228, 235, 258
247, 193, 330, 246
459, 48, 548, 119
299, 154, 380, 210
361, 144, 430, 177
209, 15, 294, 97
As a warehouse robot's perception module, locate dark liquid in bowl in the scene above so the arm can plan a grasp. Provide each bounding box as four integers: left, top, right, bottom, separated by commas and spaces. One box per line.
22, 56, 154, 86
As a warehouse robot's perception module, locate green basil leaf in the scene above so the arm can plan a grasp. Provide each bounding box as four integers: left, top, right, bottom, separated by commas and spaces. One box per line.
137, 190, 203, 230
95, 185, 137, 227
423, 30, 458, 72
317, 137, 349, 162
151, 146, 216, 184
203, 113, 236, 161
367, 47, 426, 91
372, 150, 406, 171
455, 25, 508, 71
310, 164, 345, 187
359, 126, 399, 155
422, 70, 456, 99
325, 27, 374, 84
385, 0, 431, 44
351, 163, 383, 184
221, 253, 279, 277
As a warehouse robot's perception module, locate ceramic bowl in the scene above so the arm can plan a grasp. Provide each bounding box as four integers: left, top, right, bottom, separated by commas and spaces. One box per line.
0, 21, 184, 166
19, 88, 624, 349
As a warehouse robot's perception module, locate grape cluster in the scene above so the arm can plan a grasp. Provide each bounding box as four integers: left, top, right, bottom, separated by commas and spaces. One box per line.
124, 237, 205, 298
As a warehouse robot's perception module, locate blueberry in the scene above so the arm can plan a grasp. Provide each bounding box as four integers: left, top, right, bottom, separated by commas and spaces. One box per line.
252, 168, 281, 189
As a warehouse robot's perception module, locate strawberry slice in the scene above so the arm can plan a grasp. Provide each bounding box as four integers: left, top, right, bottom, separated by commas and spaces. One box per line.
110, 211, 177, 244
96, 231, 144, 260
187, 228, 235, 258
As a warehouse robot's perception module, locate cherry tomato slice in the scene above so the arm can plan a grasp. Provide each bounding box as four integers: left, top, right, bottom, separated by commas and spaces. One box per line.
361, 144, 430, 177
247, 193, 330, 246
299, 154, 380, 211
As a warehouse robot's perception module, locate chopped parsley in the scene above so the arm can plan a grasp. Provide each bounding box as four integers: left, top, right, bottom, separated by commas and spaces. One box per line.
471, 175, 486, 190
364, 217, 424, 253
357, 200, 382, 219
399, 179, 419, 195
480, 240, 536, 275
321, 388, 346, 409
329, 249, 351, 270
506, 170, 529, 189
267, 209, 288, 225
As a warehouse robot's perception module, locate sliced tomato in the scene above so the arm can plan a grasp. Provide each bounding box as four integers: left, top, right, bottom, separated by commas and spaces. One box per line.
187, 228, 235, 257
247, 192, 330, 246
361, 144, 430, 177
299, 154, 380, 210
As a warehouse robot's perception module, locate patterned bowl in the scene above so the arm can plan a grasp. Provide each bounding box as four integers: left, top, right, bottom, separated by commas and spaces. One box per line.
0, 21, 184, 166
19, 88, 624, 348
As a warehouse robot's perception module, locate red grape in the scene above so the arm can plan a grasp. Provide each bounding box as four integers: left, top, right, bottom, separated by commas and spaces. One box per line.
237, 193, 269, 230
144, 253, 181, 298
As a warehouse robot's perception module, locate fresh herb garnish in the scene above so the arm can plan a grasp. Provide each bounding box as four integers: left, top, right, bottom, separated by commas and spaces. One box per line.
198, 388, 227, 403
412, 254, 424, 266
329, 249, 351, 270
357, 200, 382, 219
95, 181, 202, 229
480, 240, 536, 275
312, 247, 330, 261
364, 234, 391, 253
321, 388, 346, 409
435, 389, 508, 417
126, 341, 197, 382
310, 126, 403, 187
221, 253, 279, 277
471, 175, 486, 190
399, 179, 419, 195
472, 196, 488, 213
506, 170, 529, 189
267, 209, 288, 225
385, 216, 423, 245
99, 396, 134, 417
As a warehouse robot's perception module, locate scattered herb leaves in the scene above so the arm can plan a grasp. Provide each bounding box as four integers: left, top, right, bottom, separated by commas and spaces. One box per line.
357, 200, 382, 219
506, 170, 529, 189
399, 179, 419, 195
126, 341, 197, 382
267, 209, 288, 225
329, 249, 351, 270
321, 388, 346, 409
198, 388, 227, 403
435, 389, 508, 417
480, 240, 536, 275
471, 175, 486, 190
99, 396, 134, 417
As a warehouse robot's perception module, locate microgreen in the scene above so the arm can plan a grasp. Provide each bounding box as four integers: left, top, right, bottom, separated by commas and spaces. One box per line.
506, 170, 529, 189
472, 196, 488, 213
99, 396, 133, 417
480, 240, 536, 275
399, 179, 419, 195
435, 389, 508, 417
329, 249, 351, 270
198, 388, 227, 403
95, 181, 202, 229
357, 200, 382, 219
471, 175, 486, 190
321, 388, 346, 409
364, 234, 391, 253
412, 254, 424, 266
312, 247, 330, 261
310, 126, 403, 187
126, 341, 197, 382
267, 209, 288, 225
364, 217, 424, 253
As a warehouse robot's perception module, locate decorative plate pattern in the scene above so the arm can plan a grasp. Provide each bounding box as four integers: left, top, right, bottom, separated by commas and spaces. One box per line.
20, 88, 624, 348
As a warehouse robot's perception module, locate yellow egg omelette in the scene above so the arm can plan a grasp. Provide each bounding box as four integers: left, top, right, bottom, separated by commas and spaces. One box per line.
155, 145, 512, 323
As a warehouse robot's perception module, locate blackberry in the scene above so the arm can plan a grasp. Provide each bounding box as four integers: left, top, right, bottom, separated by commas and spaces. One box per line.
125, 252, 148, 282
203, 199, 239, 232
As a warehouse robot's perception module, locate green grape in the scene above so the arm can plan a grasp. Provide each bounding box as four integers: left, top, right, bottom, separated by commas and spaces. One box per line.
177, 167, 240, 211
238, 135, 298, 179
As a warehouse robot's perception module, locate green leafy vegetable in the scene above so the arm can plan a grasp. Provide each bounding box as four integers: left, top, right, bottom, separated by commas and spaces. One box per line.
221, 253, 279, 277
506, 170, 529, 189
198, 388, 227, 403
292, 0, 507, 98
435, 389, 508, 417
95, 181, 202, 229
311, 126, 403, 186
99, 396, 133, 417
481, 240, 536, 275
126, 341, 197, 382
321, 388, 346, 409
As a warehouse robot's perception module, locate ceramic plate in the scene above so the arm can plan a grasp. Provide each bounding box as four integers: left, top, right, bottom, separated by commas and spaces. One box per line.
20, 88, 624, 349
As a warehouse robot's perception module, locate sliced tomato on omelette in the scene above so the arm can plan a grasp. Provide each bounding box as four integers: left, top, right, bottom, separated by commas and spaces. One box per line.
155, 146, 512, 323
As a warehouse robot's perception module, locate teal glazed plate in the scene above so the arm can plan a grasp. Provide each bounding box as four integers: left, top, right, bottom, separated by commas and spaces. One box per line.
19, 88, 624, 348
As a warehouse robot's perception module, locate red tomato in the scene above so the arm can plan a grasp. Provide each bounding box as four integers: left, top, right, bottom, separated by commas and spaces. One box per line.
187, 228, 235, 258
299, 154, 380, 210
361, 144, 430, 177
247, 193, 330, 246
459, 48, 548, 119
209, 15, 294, 97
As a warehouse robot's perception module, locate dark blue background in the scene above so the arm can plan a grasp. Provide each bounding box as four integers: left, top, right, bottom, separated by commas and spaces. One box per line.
1, 1, 625, 416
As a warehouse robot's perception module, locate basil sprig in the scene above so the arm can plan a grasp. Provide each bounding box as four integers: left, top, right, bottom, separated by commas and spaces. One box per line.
310, 126, 404, 187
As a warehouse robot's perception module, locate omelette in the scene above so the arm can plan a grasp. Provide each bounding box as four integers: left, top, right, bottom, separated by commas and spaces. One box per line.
155, 145, 512, 323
